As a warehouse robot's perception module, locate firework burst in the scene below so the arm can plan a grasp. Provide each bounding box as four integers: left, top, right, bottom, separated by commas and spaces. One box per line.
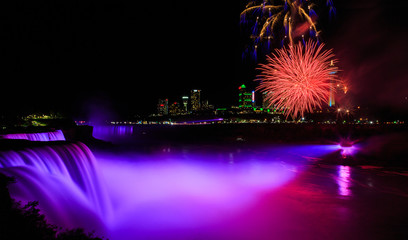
240, 0, 336, 59
257, 40, 338, 119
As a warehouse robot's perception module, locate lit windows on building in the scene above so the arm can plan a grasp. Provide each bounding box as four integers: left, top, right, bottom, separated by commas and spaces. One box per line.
238, 84, 254, 109
191, 89, 201, 111
182, 96, 189, 112
169, 102, 181, 115
157, 99, 168, 115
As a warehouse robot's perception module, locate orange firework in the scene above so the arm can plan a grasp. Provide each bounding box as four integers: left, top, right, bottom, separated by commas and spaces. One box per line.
257, 40, 339, 119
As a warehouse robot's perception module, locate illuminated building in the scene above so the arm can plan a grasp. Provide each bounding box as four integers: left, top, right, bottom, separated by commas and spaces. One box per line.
328, 60, 337, 107
191, 89, 201, 111
182, 96, 189, 112
157, 99, 168, 115
202, 99, 209, 110
262, 91, 274, 110
201, 99, 214, 111
238, 84, 254, 109
169, 102, 181, 115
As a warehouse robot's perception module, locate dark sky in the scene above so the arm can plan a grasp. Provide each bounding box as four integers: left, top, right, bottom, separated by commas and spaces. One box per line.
329, 0, 408, 118
0, 0, 407, 120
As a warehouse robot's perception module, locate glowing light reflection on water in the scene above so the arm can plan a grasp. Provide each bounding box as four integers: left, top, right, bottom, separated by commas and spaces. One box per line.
337, 165, 352, 196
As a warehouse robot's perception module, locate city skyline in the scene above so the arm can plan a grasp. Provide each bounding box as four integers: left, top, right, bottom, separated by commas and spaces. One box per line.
155, 84, 258, 115
153, 82, 357, 122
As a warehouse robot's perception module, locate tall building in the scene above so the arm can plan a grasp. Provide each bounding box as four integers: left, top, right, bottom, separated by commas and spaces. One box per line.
191, 89, 201, 111
169, 102, 181, 115
201, 99, 214, 110
238, 84, 254, 109
262, 91, 271, 109
328, 60, 337, 107
182, 96, 189, 112
157, 99, 168, 115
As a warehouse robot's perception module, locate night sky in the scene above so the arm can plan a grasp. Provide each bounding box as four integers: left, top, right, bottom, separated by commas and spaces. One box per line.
0, 0, 407, 120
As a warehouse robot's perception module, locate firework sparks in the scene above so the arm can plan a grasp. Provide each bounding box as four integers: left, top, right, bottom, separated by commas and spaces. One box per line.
256, 40, 338, 119
336, 99, 355, 119
240, 0, 336, 58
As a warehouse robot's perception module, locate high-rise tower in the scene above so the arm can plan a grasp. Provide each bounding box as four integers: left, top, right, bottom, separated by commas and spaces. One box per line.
182, 96, 189, 112
191, 90, 201, 111
157, 99, 168, 115
328, 60, 337, 107
238, 84, 254, 109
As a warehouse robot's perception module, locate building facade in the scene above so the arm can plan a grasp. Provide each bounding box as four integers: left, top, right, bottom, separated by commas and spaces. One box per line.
157, 98, 169, 115
238, 84, 254, 109
328, 60, 337, 107
191, 89, 201, 111
169, 102, 181, 115
182, 96, 189, 112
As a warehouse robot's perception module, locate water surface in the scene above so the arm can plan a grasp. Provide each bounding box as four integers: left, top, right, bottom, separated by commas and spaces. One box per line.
2, 126, 408, 239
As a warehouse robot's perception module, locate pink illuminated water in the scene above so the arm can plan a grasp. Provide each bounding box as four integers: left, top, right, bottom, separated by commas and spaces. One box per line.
1, 134, 407, 239
337, 165, 351, 196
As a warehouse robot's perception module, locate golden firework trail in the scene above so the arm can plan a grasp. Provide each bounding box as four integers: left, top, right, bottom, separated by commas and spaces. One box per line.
241, 0, 335, 59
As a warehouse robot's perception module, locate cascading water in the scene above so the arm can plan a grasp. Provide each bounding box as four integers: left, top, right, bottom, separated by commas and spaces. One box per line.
0, 128, 356, 239
1, 130, 66, 141
0, 141, 110, 236
0, 139, 307, 239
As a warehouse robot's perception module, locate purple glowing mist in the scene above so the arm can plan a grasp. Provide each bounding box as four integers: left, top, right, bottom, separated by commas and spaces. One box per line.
337, 144, 359, 158
0, 129, 358, 239
96, 153, 297, 238
335, 137, 360, 158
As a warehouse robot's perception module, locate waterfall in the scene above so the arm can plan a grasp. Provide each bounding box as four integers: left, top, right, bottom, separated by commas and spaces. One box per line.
0, 130, 335, 239
92, 125, 134, 141
0, 141, 110, 234
1, 130, 66, 141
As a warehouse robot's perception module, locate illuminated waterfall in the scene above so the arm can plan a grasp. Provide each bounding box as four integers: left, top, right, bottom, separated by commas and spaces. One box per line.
0, 127, 352, 239
0, 142, 110, 234
1, 130, 66, 141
